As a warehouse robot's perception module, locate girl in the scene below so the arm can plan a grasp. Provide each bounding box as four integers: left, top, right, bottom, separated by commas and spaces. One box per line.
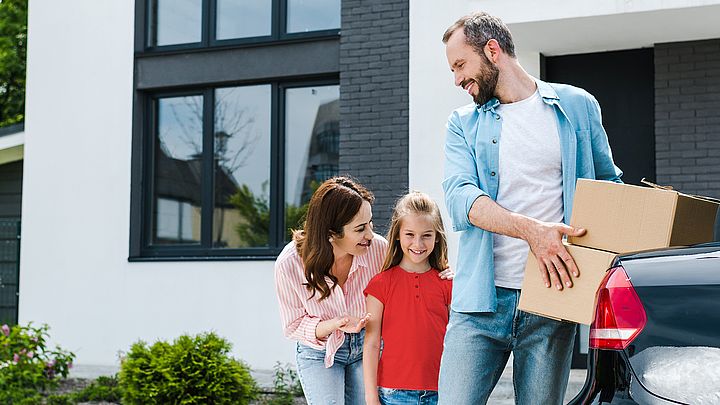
363, 192, 452, 405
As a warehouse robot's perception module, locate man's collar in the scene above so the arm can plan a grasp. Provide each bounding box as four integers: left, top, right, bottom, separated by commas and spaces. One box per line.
478, 79, 559, 112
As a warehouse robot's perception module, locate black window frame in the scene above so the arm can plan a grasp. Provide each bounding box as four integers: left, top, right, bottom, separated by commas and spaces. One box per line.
144, 0, 340, 53
130, 0, 341, 261
132, 78, 340, 261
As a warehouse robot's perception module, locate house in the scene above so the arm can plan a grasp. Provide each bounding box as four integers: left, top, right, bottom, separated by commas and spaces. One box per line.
16, 0, 720, 372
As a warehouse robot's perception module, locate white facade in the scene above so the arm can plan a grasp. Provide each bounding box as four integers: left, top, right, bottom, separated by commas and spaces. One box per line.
409, 0, 720, 265
21, 0, 291, 369
20, 0, 720, 371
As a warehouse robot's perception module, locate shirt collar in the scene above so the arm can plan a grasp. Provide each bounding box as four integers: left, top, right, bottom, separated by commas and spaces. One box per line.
478, 78, 559, 112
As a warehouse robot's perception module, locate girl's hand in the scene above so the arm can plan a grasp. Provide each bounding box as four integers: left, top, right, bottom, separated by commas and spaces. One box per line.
439, 267, 455, 280
338, 313, 371, 333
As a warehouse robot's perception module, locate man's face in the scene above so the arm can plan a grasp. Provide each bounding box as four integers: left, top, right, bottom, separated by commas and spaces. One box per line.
445, 30, 499, 105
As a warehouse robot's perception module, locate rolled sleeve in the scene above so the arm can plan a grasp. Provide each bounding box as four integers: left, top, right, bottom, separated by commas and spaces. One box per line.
274, 262, 326, 349
443, 111, 487, 232
587, 96, 623, 183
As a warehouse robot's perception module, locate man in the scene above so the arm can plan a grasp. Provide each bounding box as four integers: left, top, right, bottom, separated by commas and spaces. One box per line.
438, 12, 622, 405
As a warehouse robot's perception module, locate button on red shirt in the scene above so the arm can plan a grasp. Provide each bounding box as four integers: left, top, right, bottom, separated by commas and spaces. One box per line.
364, 265, 452, 390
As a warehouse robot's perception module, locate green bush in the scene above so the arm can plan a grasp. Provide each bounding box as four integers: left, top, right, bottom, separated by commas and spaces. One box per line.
119, 332, 258, 405
261, 362, 304, 405
0, 323, 75, 404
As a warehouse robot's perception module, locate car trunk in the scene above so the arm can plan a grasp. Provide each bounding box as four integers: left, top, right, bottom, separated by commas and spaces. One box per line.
617, 247, 720, 403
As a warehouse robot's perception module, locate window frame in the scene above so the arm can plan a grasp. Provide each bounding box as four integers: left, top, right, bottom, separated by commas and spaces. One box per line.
142, 0, 340, 53
130, 78, 340, 261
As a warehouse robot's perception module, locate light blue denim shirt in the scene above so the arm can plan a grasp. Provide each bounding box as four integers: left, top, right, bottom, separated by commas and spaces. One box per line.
442, 79, 623, 313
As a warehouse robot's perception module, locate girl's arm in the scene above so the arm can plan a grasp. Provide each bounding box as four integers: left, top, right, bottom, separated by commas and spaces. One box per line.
363, 295, 384, 405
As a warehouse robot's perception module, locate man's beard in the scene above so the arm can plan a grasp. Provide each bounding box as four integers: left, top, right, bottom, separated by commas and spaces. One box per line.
465, 57, 499, 106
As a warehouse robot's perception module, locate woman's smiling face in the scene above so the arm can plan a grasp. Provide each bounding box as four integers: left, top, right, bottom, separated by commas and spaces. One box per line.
331, 200, 374, 257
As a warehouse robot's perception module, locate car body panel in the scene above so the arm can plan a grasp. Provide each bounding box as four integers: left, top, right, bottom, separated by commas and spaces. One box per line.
569, 244, 720, 404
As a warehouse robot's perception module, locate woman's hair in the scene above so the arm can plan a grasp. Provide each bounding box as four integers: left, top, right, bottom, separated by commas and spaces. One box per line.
293, 176, 374, 300
382, 191, 449, 272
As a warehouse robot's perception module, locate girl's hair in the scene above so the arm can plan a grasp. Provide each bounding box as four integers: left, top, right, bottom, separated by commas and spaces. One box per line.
293, 176, 374, 300
382, 191, 449, 272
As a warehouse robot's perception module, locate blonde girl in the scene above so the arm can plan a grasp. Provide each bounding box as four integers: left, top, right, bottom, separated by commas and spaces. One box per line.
362, 192, 451, 405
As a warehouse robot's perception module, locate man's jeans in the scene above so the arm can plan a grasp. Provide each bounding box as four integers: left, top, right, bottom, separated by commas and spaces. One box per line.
438, 287, 575, 405
296, 330, 365, 405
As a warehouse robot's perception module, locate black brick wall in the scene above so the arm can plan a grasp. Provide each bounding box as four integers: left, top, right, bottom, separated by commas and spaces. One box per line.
339, 0, 409, 234
655, 39, 720, 198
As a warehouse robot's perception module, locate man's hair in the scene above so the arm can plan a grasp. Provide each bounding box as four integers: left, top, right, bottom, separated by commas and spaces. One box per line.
442, 12, 516, 58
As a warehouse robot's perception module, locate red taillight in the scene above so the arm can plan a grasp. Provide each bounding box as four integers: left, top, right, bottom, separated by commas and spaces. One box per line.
589, 266, 647, 350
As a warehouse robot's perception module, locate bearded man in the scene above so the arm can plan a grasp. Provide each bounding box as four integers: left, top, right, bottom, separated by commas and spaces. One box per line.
439, 12, 623, 405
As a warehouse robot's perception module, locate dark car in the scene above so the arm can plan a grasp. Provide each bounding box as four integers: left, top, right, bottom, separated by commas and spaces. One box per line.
569, 243, 720, 405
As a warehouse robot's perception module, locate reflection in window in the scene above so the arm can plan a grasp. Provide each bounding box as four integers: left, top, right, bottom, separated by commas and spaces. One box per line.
153, 96, 203, 244
216, 0, 271, 40
287, 0, 341, 33
213, 85, 272, 248
284, 85, 340, 240
150, 0, 202, 46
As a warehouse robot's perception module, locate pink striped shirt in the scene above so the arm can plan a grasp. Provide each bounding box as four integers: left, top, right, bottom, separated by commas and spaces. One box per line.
274, 233, 388, 368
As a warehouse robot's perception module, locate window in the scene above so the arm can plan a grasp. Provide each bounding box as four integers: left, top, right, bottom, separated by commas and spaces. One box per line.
146, 0, 341, 49
131, 0, 340, 260
135, 83, 339, 259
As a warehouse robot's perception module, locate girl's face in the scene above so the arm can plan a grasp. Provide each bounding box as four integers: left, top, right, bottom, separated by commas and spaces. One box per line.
331, 200, 374, 257
398, 213, 436, 272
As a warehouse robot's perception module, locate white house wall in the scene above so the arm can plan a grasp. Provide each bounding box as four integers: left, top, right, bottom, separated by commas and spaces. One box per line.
21, 0, 293, 369
409, 0, 720, 267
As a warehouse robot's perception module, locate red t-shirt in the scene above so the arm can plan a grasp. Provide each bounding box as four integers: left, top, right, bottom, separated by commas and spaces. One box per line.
364, 265, 452, 390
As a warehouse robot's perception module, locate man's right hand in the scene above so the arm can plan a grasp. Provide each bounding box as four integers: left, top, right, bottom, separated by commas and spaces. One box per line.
524, 220, 585, 290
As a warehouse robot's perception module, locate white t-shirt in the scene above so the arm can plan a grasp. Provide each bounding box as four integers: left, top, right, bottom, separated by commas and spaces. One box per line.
493, 89, 564, 289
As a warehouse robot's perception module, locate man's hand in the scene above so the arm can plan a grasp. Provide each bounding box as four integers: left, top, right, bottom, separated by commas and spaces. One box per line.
524, 220, 585, 290
438, 267, 455, 280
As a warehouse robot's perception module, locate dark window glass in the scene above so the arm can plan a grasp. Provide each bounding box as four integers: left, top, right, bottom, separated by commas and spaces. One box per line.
216, 0, 272, 40
213, 85, 272, 248
150, 0, 202, 47
284, 85, 339, 241
153, 95, 203, 244
286, 0, 341, 33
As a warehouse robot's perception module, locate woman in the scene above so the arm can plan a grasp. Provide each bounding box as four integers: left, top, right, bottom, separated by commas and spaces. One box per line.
274, 177, 449, 404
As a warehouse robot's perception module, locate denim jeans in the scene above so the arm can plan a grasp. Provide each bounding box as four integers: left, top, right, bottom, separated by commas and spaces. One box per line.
378, 387, 438, 405
438, 287, 575, 405
296, 330, 365, 405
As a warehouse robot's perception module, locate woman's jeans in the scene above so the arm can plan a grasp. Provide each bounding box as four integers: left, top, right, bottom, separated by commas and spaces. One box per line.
438, 287, 576, 405
296, 330, 365, 404
378, 387, 438, 405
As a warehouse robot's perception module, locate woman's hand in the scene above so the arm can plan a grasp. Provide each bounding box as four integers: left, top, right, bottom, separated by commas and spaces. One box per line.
337, 313, 371, 333
439, 267, 455, 280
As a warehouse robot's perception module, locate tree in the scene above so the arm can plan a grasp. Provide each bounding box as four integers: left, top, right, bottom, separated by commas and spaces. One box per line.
0, 0, 27, 127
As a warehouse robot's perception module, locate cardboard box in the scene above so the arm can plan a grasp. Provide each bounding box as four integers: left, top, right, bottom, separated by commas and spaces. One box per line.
568, 179, 720, 253
518, 244, 617, 325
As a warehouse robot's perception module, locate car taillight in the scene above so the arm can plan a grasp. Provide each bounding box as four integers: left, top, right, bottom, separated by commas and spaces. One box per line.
589, 266, 647, 350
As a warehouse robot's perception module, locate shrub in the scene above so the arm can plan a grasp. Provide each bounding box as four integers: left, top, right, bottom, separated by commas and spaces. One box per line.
119, 332, 258, 405
0, 323, 75, 404
262, 362, 304, 405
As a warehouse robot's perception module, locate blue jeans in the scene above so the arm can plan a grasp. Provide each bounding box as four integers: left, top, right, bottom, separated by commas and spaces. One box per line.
379, 387, 438, 405
296, 331, 365, 405
438, 287, 575, 405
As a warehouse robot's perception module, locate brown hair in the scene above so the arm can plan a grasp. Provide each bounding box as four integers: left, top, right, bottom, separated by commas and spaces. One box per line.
442, 12, 516, 58
382, 191, 448, 272
293, 176, 374, 300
